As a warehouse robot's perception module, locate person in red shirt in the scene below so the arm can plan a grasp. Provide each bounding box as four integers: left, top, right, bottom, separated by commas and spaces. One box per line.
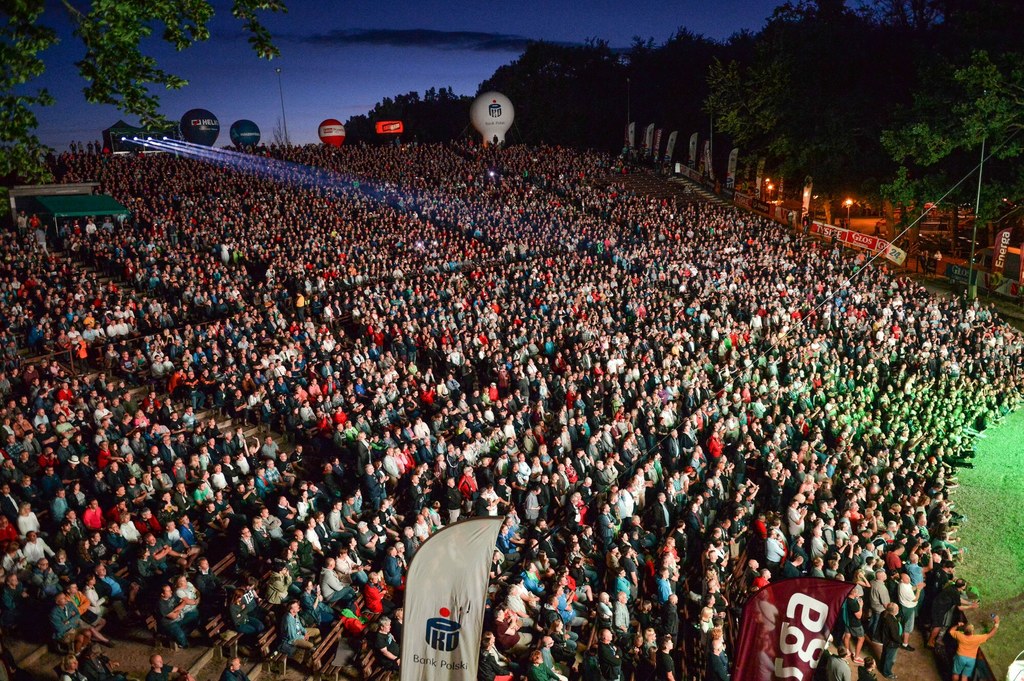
457, 466, 479, 507
82, 499, 105, 532
362, 571, 389, 615
0, 517, 18, 544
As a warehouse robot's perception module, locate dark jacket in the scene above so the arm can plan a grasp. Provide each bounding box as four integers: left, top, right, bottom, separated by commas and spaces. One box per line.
878, 611, 902, 648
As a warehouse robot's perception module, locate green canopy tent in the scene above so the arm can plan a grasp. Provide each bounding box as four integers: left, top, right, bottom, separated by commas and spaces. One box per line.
33, 194, 131, 236
101, 119, 177, 153
35, 194, 130, 219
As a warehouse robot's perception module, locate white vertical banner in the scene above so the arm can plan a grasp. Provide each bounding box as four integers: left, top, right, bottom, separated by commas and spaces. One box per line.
688, 132, 699, 167
665, 131, 678, 161
802, 175, 813, 218
627, 122, 636, 148
400, 517, 504, 681
653, 128, 663, 159
726, 148, 739, 188
755, 157, 766, 198
644, 124, 655, 154
701, 140, 715, 180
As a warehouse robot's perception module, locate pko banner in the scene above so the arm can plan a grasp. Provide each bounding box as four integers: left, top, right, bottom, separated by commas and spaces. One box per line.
400, 517, 503, 681
734, 578, 854, 681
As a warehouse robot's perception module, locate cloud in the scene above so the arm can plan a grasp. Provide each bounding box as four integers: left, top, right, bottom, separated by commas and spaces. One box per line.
296, 28, 575, 52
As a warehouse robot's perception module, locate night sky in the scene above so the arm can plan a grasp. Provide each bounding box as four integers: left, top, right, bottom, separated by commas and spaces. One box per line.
32, 0, 778, 149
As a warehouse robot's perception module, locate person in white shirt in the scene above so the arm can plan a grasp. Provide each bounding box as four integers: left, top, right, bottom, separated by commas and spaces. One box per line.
17, 503, 41, 537
119, 516, 141, 543
23, 531, 55, 564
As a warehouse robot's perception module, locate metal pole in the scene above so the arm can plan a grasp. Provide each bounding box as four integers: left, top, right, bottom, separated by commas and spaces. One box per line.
967, 137, 985, 300
275, 68, 289, 146
709, 110, 713, 178
626, 78, 630, 131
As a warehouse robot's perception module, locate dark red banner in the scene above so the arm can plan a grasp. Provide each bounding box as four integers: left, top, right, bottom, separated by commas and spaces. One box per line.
375, 120, 404, 134
733, 578, 855, 681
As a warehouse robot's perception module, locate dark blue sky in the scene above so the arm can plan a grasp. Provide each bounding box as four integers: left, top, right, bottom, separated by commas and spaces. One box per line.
33, 0, 779, 148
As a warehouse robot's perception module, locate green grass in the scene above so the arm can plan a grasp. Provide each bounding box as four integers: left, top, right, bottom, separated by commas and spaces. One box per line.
952, 407, 1024, 680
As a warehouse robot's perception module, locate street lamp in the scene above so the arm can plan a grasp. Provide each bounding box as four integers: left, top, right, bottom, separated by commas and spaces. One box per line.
766, 182, 774, 202
275, 67, 289, 146
844, 198, 853, 226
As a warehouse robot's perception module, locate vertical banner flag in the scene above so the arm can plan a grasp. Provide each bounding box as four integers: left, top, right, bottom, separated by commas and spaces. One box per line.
802, 176, 813, 218
701, 140, 715, 180
726, 148, 739, 189
653, 128, 663, 159
755, 157, 766, 198
665, 131, 678, 161
627, 122, 636, 149
644, 124, 655, 155
994, 226, 1012, 272
401, 517, 504, 681
734, 578, 855, 681
689, 132, 699, 168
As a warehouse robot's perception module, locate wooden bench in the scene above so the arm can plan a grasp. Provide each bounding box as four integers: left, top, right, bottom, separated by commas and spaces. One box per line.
211, 553, 236, 577
355, 638, 392, 681
203, 613, 242, 661
146, 614, 178, 650
308, 620, 347, 681
257, 624, 289, 676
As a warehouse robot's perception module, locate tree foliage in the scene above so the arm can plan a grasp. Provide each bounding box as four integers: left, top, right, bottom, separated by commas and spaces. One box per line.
1, 0, 285, 182
345, 87, 472, 144
879, 0, 1024, 224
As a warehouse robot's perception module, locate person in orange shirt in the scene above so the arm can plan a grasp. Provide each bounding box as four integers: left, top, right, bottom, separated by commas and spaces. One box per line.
949, 616, 1000, 681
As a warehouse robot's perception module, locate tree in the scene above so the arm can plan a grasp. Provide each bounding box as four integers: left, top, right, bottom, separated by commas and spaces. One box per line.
1, 0, 285, 182
344, 88, 472, 144
704, 0, 917, 215
876, 0, 1024, 260
479, 40, 625, 149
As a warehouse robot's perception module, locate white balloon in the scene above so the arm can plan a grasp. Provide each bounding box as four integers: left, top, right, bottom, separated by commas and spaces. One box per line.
470, 91, 515, 145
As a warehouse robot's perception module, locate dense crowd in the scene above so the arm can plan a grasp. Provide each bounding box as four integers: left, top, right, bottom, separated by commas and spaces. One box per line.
0, 140, 1017, 681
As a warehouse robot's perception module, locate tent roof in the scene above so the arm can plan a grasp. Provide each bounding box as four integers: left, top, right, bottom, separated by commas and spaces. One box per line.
35, 194, 130, 218
104, 119, 144, 134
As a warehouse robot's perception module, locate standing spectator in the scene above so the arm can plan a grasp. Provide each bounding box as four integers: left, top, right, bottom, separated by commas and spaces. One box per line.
867, 571, 890, 639
877, 603, 903, 679
949, 617, 1000, 681
706, 637, 729, 681
825, 646, 852, 681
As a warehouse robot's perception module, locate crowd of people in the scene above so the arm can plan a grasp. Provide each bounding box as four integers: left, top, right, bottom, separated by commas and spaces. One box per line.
0, 139, 1016, 681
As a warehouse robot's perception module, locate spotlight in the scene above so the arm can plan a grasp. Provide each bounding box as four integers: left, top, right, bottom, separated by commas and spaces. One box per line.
120, 137, 126, 141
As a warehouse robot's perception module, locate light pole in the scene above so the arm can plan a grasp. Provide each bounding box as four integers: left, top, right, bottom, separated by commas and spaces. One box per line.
766, 182, 774, 202
625, 77, 631, 151
275, 67, 289, 146
967, 137, 985, 300
844, 198, 853, 227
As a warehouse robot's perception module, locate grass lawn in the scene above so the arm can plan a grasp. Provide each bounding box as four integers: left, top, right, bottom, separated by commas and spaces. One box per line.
952, 407, 1024, 680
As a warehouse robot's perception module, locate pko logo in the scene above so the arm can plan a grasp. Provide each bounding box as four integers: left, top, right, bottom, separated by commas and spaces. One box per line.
488, 101, 502, 118
426, 607, 461, 651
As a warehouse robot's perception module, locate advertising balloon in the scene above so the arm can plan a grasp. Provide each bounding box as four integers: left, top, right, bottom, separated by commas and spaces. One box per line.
180, 108, 220, 146
229, 119, 261, 147
470, 92, 514, 146
318, 119, 346, 147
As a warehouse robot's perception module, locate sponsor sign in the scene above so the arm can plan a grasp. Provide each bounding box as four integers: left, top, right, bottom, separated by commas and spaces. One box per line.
376, 120, 405, 134
734, 579, 855, 681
